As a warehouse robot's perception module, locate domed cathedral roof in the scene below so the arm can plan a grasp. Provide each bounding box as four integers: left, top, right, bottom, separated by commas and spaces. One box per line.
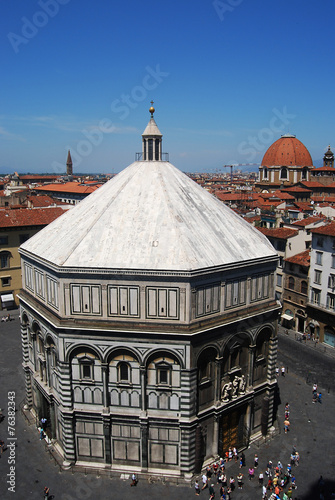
20, 109, 276, 273
261, 134, 313, 167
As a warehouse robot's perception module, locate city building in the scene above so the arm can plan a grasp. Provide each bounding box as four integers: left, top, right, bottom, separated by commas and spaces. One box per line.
19, 107, 280, 478
307, 222, 335, 346
282, 250, 310, 332
0, 207, 67, 309
34, 181, 102, 205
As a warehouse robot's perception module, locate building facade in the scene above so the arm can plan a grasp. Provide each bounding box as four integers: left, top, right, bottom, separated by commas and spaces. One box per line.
307, 222, 335, 346
19, 109, 280, 478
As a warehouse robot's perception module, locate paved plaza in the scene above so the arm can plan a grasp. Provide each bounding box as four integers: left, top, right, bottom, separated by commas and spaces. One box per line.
0, 310, 334, 499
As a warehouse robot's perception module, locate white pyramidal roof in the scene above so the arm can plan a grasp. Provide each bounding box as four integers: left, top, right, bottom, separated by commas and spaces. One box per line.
21, 160, 276, 272
142, 116, 162, 137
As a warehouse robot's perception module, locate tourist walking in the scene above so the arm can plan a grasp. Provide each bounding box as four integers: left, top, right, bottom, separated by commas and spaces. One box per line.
284, 418, 290, 433
248, 467, 254, 480
259, 471, 264, 485
281, 366, 285, 376
43, 486, 50, 499
194, 479, 200, 495
237, 472, 243, 489
202, 472, 208, 490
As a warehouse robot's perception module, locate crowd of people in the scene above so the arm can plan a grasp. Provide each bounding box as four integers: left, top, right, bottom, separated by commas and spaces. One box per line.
195, 444, 300, 500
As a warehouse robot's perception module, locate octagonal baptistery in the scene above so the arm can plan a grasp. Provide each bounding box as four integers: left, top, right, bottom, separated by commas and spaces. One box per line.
258, 133, 314, 188
19, 108, 280, 479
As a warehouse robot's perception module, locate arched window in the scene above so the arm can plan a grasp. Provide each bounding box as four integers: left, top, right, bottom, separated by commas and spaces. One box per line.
0, 251, 11, 269
301, 281, 308, 295
288, 277, 295, 290
280, 167, 288, 180
263, 167, 268, 179
119, 362, 129, 382
302, 167, 308, 180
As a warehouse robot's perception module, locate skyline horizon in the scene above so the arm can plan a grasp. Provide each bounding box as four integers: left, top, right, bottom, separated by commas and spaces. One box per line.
1, 1, 334, 174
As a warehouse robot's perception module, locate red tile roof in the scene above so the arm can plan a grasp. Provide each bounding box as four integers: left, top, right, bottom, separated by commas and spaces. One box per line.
312, 196, 335, 203
293, 202, 314, 211
311, 166, 335, 172
291, 216, 325, 227
273, 190, 295, 200
282, 186, 312, 193
257, 227, 298, 239
35, 182, 101, 194
299, 181, 324, 188
27, 195, 66, 207
310, 222, 335, 236
285, 249, 310, 266
0, 207, 66, 228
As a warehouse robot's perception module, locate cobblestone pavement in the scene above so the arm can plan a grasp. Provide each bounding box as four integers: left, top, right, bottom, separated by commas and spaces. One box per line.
0, 311, 334, 499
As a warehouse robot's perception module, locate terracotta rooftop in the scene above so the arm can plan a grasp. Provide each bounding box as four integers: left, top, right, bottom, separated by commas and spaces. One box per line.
311, 166, 335, 172
312, 196, 335, 203
261, 135, 313, 167
0, 207, 66, 228
310, 222, 335, 237
298, 181, 324, 188
257, 227, 298, 239
285, 249, 310, 267
282, 186, 312, 193
293, 202, 314, 211
34, 182, 101, 194
19, 175, 59, 181
273, 190, 295, 200
292, 216, 325, 227
27, 195, 66, 207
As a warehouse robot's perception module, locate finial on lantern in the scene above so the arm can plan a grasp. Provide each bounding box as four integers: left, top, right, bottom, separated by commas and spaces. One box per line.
149, 100, 155, 117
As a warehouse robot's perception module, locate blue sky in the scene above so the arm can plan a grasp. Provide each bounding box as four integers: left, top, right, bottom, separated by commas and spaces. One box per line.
1, 0, 334, 174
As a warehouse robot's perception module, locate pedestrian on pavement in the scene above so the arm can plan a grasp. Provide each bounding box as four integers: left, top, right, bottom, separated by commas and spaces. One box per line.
259, 471, 264, 485
248, 467, 254, 480
202, 472, 208, 490
130, 473, 137, 486
281, 366, 285, 376
275, 366, 279, 377
40, 428, 44, 440
318, 392, 322, 403
237, 472, 243, 489
284, 418, 290, 433
313, 383, 318, 393
209, 483, 215, 499
313, 390, 318, 403
194, 479, 200, 495
254, 453, 259, 468
43, 486, 49, 499
262, 484, 267, 499
40, 417, 47, 430
241, 451, 245, 467
206, 465, 213, 479
229, 476, 235, 491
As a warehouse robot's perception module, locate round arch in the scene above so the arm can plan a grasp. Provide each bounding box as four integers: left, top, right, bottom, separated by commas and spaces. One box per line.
66, 344, 103, 363
143, 349, 184, 369
105, 346, 140, 365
